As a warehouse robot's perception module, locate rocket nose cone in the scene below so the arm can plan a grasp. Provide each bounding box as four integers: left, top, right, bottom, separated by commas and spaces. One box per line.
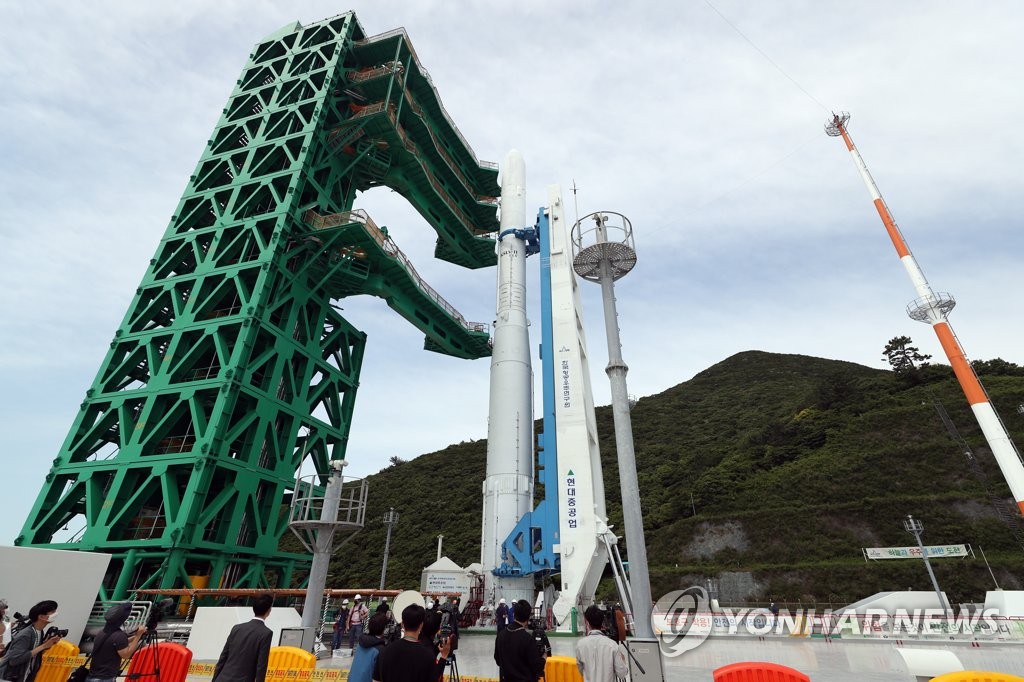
500, 149, 525, 185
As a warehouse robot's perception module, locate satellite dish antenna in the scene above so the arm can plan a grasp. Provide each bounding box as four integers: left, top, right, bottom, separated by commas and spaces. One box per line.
391, 590, 425, 626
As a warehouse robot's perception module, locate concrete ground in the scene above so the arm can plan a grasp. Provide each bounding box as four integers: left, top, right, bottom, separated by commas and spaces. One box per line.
315, 633, 1024, 680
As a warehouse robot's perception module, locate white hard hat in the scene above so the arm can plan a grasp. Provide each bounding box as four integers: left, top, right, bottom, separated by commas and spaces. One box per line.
354, 594, 362, 600
381, 597, 387, 602
342, 599, 349, 605
499, 598, 506, 604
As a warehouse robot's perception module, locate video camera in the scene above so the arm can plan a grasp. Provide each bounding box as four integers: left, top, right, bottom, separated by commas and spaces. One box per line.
527, 617, 551, 658
145, 598, 176, 632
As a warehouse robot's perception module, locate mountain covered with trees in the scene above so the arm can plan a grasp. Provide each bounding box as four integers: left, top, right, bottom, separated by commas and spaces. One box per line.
295, 349, 1024, 607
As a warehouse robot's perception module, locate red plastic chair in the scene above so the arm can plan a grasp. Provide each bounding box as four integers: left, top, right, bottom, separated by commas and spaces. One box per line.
714, 661, 810, 682
126, 641, 193, 682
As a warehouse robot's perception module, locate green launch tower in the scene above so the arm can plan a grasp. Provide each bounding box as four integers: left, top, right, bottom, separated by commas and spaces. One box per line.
16, 13, 498, 599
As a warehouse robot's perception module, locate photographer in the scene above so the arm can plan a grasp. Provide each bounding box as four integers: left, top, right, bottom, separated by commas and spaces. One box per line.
493, 601, 543, 682
417, 610, 449, 680
574, 606, 627, 682
0, 601, 61, 682
85, 604, 147, 682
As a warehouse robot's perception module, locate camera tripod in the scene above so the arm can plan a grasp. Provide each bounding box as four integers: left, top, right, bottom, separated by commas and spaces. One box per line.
441, 653, 459, 682
124, 627, 163, 682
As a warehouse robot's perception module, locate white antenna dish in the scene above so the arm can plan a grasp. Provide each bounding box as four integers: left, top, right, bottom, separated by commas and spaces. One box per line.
391, 589, 425, 626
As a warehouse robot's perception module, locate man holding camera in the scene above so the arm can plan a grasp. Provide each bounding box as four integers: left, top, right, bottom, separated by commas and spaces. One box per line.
574, 606, 627, 682
212, 594, 274, 682
493, 600, 544, 682
85, 603, 147, 682
0, 601, 62, 682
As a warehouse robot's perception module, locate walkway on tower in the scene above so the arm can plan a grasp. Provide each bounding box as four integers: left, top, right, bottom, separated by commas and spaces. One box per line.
302, 208, 490, 359
325, 28, 500, 270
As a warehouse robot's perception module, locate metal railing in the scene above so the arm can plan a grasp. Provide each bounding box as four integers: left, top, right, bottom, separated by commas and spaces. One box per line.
355, 29, 498, 171
381, 106, 491, 237
304, 209, 488, 334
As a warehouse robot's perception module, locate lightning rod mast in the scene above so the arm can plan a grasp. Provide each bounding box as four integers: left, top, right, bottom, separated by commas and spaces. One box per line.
826, 112, 1024, 516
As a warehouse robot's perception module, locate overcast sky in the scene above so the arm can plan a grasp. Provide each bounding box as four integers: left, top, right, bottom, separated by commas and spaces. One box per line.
2, 1, 1022, 545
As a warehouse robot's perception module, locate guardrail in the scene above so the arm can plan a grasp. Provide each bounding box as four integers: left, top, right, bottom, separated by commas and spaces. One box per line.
354, 29, 499, 171
303, 209, 488, 334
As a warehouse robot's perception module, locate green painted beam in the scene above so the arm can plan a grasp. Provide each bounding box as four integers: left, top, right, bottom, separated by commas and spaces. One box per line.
16, 12, 498, 598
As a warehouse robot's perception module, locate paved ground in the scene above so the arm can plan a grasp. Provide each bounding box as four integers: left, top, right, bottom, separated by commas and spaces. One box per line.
316, 633, 1024, 680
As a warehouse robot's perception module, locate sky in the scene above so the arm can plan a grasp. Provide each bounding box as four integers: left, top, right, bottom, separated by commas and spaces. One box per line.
1, 1, 1022, 545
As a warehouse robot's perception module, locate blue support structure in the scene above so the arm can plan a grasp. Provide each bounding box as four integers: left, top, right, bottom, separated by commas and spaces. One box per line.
493, 210, 560, 577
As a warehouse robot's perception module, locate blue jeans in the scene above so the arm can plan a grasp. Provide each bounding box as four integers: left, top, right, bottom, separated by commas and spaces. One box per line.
347, 623, 363, 649
332, 628, 344, 649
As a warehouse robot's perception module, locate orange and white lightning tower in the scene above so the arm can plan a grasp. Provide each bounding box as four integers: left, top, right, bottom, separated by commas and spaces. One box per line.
826, 112, 1024, 516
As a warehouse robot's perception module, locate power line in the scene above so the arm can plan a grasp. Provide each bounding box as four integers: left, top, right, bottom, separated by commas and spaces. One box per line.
703, 0, 830, 113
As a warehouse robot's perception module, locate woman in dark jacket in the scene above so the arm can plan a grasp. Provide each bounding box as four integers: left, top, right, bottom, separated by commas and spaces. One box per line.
0, 601, 61, 682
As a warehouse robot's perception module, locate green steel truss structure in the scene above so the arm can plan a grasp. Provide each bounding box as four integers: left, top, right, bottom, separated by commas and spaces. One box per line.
16, 14, 499, 599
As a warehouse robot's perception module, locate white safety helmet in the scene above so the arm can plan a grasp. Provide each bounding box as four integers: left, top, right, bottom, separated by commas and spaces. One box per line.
499, 598, 506, 604
342, 599, 349, 605
354, 594, 362, 600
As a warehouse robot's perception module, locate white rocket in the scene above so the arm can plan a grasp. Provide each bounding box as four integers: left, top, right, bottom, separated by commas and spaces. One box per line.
481, 149, 535, 603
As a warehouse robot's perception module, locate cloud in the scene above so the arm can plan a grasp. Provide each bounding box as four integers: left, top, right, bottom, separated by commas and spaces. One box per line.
2, 0, 1022, 545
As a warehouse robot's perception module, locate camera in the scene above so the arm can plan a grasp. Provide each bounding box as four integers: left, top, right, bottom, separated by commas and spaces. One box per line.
45, 626, 69, 639
527, 617, 551, 658
145, 598, 176, 631
10, 612, 30, 638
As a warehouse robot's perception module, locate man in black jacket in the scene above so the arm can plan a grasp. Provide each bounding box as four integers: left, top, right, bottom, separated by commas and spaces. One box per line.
493, 600, 544, 682
86, 603, 147, 682
212, 594, 273, 682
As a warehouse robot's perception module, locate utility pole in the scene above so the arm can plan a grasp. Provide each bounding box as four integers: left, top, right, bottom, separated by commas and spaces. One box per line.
380, 507, 400, 590
903, 514, 951, 616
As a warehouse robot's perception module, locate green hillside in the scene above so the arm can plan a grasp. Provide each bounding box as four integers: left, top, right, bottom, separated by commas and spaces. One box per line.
293, 350, 1024, 606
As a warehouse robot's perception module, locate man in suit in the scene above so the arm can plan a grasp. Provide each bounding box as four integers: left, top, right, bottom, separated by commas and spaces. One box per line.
212, 594, 274, 682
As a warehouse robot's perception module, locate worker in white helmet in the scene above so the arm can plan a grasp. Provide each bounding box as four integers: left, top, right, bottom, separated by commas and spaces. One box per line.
348, 595, 368, 651
495, 598, 510, 632
332, 599, 350, 650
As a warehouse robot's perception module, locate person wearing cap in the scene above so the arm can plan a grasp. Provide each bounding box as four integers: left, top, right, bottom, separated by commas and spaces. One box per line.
347, 595, 368, 651
495, 598, 509, 632
332, 599, 349, 650
86, 603, 147, 682
0, 601, 61, 682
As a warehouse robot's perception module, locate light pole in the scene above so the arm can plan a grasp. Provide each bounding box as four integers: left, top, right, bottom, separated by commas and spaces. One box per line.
903, 514, 951, 616
380, 507, 400, 590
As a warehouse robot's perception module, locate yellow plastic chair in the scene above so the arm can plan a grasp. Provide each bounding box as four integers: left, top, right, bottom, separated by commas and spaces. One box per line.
267, 645, 317, 670
36, 640, 81, 682
931, 672, 1024, 682
545, 655, 584, 682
